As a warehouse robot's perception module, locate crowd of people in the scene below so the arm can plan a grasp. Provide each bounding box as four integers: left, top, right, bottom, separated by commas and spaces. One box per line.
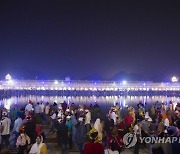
0, 99, 180, 154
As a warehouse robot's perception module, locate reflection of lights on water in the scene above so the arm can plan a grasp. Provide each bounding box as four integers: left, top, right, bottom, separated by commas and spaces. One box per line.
50, 87, 54, 90
4, 99, 11, 110
114, 88, 118, 91
93, 88, 97, 91
41, 87, 45, 90
59, 87, 62, 90
119, 101, 122, 107
41, 96, 44, 101
106, 88, 110, 91
123, 99, 126, 107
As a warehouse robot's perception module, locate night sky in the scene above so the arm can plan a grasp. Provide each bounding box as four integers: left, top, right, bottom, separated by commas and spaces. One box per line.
0, 0, 180, 81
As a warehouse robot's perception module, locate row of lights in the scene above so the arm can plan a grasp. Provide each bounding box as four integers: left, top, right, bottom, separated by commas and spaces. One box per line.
3, 74, 179, 89
1, 86, 180, 91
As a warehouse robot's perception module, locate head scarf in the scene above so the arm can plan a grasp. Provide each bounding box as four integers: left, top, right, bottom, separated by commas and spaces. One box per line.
88, 128, 101, 142
29, 135, 45, 154
94, 118, 101, 131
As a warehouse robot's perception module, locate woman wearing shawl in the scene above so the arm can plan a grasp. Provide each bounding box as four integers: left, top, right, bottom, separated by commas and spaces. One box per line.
29, 135, 47, 154
84, 128, 104, 154
94, 118, 103, 141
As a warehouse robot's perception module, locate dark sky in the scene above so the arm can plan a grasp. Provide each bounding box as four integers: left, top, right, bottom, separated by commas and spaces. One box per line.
0, 0, 180, 81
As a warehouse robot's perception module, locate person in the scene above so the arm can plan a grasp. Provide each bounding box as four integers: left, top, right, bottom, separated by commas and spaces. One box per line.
44, 102, 50, 124
61, 101, 67, 113
84, 128, 104, 154
133, 120, 141, 154
167, 126, 180, 154
84, 109, 91, 133
71, 113, 77, 145
161, 113, 169, 133
12, 111, 23, 147
35, 103, 41, 115
49, 111, 57, 133
124, 112, 133, 132
11, 105, 19, 123
105, 114, 114, 136
56, 118, 69, 154
66, 116, 73, 149
106, 127, 123, 153
110, 109, 118, 125
39, 102, 45, 123
29, 135, 47, 154
74, 117, 86, 154
16, 125, 31, 154
141, 114, 150, 137
25, 101, 34, 114
94, 118, 103, 141
115, 103, 121, 118
0, 111, 11, 151
24, 115, 36, 144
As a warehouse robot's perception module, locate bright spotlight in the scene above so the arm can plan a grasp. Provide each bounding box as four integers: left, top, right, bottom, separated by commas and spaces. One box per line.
122, 80, 127, 85
54, 80, 59, 84
171, 76, 178, 83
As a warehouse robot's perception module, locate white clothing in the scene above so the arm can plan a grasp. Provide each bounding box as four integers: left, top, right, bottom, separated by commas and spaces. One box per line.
13, 117, 23, 133
94, 118, 102, 139
25, 103, 33, 112
45, 105, 50, 115
85, 112, 91, 125
29, 135, 45, 154
110, 111, 118, 124
40, 104, 45, 113
105, 149, 119, 154
164, 118, 169, 127
51, 113, 56, 120
1, 117, 11, 135
30, 143, 44, 154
